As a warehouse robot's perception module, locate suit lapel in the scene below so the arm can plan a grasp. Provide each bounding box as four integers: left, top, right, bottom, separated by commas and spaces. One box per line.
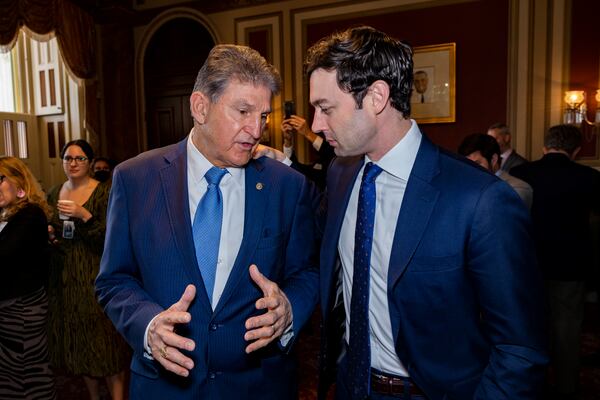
320, 156, 363, 318
213, 159, 269, 314
388, 137, 440, 288
159, 139, 212, 311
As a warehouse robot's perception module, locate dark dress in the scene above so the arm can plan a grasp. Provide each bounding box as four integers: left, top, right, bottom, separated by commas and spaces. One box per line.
0, 203, 56, 399
46, 181, 130, 377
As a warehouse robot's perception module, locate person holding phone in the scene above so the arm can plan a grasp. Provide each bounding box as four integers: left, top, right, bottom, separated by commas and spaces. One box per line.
281, 102, 334, 190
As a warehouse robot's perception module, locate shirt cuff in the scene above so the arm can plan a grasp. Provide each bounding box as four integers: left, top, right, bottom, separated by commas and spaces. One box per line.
279, 321, 294, 347
283, 145, 293, 159
282, 157, 292, 167
143, 314, 160, 359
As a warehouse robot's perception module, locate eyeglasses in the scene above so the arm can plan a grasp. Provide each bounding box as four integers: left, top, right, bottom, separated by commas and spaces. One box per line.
62, 156, 89, 164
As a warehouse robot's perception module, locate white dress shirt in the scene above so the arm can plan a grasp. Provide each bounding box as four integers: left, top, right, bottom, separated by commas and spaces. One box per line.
187, 135, 245, 309
338, 120, 422, 377
143, 134, 245, 354
144, 133, 293, 355
500, 148, 513, 168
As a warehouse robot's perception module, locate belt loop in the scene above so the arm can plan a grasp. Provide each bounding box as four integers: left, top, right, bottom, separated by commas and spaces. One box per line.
403, 377, 410, 399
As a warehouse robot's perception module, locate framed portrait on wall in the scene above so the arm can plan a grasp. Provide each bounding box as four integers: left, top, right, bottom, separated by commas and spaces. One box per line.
411, 43, 456, 124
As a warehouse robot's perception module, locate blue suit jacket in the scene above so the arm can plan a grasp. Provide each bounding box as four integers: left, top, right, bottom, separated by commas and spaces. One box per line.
96, 138, 319, 400
319, 136, 548, 400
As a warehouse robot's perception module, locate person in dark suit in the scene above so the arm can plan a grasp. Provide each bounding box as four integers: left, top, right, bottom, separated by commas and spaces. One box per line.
95, 45, 319, 400
487, 122, 528, 172
281, 115, 335, 190
307, 26, 548, 400
511, 124, 600, 399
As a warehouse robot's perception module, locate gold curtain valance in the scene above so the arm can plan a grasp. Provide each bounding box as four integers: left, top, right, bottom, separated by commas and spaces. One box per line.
0, 0, 96, 79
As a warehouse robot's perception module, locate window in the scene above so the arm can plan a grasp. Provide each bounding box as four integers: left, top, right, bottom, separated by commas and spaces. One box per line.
0, 29, 84, 190
0, 51, 15, 112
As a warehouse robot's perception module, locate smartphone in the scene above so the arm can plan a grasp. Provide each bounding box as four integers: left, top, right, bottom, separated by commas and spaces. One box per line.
284, 101, 295, 119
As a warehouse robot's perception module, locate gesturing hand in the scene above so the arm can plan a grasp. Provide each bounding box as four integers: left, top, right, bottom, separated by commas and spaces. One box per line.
244, 264, 293, 353
148, 284, 197, 377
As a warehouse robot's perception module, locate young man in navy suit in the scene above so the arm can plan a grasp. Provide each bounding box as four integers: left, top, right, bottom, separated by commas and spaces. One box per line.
96, 45, 318, 399
308, 26, 548, 400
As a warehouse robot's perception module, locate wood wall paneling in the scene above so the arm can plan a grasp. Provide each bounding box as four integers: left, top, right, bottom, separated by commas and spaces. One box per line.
296, 0, 509, 152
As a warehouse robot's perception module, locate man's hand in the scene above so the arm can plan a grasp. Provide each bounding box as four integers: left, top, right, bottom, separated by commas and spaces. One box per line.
253, 144, 286, 161
244, 264, 292, 353
283, 115, 318, 144
280, 120, 294, 147
148, 284, 197, 377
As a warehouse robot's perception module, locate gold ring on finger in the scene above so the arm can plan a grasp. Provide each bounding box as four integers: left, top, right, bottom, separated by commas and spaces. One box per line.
159, 345, 168, 358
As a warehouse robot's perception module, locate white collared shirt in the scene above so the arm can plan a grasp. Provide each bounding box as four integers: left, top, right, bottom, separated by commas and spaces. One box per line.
500, 148, 513, 167
186, 134, 245, 309
338, 120, 422, 377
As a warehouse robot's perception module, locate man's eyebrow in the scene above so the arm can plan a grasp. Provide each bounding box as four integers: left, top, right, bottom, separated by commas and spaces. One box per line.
311, 99, 328, 107
233, 99, 253, 109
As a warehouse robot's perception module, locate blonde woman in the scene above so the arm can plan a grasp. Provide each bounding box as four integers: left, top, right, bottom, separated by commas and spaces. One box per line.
0, 156, 55, 399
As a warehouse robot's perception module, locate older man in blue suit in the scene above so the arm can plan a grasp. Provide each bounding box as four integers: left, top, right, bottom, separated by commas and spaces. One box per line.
95, 45, 318, 399
308, 27, 548, 400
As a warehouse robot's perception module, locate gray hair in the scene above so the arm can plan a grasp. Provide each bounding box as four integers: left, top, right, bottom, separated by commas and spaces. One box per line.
488, 122, 510, 136
544, 124, 582, 155
192, 44, 281, 102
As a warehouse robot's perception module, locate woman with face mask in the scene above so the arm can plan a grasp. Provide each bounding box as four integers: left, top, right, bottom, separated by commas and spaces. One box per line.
91, 157, 115, 183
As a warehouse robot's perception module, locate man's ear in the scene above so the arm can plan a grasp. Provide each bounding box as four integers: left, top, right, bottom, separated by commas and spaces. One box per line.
491, 153, 500, 171
571, 146, 581, 160
190, 91, 209, 124
367, 80, 390, 115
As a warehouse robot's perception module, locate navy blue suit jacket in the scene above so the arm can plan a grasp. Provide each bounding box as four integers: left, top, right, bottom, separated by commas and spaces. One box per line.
319, 135, 548, 399
96, 138, 319, 399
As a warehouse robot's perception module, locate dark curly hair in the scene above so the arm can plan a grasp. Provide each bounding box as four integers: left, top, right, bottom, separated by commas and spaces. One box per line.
305, 25, 413, 117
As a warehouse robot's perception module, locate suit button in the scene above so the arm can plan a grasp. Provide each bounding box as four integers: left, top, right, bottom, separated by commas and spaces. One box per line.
210, 323, 218, 331
209, 372, 216, 379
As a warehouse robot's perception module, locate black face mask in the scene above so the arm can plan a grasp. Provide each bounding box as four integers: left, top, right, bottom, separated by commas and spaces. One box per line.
94, 170, 111, 182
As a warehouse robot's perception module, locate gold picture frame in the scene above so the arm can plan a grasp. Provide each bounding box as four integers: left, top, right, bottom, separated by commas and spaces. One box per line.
411, 43, 456, 124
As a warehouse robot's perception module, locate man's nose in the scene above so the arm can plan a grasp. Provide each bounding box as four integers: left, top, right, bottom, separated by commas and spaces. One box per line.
311, 112, 325, 134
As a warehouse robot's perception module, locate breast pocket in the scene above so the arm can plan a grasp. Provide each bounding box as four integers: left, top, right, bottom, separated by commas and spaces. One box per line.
409, 254, 462, 272
252, 233, 286, 277
256, 232, 285, 250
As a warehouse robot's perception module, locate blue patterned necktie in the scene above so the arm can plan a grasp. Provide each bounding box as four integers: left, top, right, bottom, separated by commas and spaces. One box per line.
348, 161, 383, 400
193, 166, 228, 302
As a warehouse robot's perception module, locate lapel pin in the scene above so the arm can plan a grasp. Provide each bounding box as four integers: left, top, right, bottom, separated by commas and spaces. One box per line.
256, 182, 264, 190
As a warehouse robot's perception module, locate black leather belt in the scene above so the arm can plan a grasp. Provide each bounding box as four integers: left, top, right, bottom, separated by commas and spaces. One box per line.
370, 370, 426, 397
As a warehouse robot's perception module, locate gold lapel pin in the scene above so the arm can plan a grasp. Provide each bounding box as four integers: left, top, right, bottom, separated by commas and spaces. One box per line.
256, 182, 264, 190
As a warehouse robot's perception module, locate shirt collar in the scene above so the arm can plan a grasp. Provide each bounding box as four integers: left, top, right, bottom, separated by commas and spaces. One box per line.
501, 148, 513, 160
365, 119, 422, 181
187, 131, 244, 186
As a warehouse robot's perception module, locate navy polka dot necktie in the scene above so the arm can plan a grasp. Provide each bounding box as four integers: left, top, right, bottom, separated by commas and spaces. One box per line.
348, 161, 383, 399
192, 166, 228, 303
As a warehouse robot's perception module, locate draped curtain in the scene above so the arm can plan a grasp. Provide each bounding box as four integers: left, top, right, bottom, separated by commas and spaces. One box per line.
0, 0, 96, 80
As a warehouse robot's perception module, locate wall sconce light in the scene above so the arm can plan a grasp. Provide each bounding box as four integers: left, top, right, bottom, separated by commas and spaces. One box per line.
563, 89, 600, 126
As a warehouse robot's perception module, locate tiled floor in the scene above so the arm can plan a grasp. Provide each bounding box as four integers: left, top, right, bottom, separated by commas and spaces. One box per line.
55, 305, 600, 400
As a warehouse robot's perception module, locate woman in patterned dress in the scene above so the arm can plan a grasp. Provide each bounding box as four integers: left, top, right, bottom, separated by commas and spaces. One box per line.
47, 140, 130, 400
0, 156, 55, 399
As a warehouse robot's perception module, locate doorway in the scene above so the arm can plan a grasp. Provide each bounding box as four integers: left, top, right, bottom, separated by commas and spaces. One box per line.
144, 18, 214, 149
